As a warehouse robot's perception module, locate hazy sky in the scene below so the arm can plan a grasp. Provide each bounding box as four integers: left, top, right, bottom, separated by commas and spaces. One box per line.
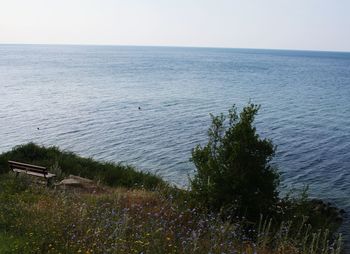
1, 0, 350, 51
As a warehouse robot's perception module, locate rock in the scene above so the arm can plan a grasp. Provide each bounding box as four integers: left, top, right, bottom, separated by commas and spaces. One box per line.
58, 178, 83, 188
309, 198, 345, 226
55, 175, 107, 194
68, 175, 93, 184
335, 215, 343, 223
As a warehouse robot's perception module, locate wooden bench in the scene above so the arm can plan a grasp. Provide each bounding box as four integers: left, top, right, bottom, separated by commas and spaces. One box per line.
8, 160, 56, 186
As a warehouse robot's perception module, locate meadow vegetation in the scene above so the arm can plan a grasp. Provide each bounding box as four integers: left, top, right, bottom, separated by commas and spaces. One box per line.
0, 174, 342, 254
0, 103, 344, 253
0, 142, 164, 190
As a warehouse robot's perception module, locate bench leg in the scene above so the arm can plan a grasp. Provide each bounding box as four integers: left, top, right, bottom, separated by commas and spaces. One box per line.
47, 178, 53, 187
15, 172, 19, 178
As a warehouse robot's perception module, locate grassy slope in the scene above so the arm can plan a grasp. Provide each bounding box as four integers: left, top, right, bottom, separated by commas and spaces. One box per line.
0, 175, 343, 254
0, 143, 165, 190
0, 175, 246, 253
0, 143, 343, 253
0, 233, 13, 253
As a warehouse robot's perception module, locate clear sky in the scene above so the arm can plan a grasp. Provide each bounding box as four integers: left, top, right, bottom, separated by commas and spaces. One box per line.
1, 0, 350, 52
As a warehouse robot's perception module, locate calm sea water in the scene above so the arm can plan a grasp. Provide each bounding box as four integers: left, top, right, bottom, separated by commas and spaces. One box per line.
1, 44, 350, 237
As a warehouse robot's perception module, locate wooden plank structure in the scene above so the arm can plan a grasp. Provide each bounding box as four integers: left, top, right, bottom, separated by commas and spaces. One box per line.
8, 160, 56, 186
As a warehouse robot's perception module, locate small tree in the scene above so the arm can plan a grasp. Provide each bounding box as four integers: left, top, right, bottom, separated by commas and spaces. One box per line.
191, 103, 279, 220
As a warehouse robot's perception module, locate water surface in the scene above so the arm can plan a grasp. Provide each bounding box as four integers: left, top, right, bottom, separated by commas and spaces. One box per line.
1, 44, 349, 239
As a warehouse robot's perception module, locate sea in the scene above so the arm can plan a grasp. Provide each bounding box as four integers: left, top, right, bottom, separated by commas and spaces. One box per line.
1, 44, 349, 244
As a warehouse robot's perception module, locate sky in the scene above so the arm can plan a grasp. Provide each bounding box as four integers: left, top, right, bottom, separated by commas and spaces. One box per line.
1, 0, 350, 52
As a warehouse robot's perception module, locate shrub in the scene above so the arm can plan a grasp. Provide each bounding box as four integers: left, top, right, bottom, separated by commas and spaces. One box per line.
190, 103, 280, 220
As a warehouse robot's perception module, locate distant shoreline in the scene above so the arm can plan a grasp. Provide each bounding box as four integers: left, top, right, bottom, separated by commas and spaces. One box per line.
1, 42, 349, 54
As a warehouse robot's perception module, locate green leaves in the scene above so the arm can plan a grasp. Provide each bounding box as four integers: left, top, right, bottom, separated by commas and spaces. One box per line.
191, 103, 280, 220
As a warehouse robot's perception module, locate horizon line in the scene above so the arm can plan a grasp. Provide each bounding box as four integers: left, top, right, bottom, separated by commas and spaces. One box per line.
1, 42, 349, 54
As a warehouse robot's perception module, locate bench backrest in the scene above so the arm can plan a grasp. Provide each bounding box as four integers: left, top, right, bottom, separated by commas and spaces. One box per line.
8, 160, 48, 175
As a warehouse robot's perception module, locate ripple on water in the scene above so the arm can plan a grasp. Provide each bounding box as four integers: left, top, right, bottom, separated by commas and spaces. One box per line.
1, 45, 350, 245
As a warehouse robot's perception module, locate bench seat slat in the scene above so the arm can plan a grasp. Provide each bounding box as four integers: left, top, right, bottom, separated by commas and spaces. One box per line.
8, 160, 46, 170
12, 168, 56, 178
12, 166, 46, 174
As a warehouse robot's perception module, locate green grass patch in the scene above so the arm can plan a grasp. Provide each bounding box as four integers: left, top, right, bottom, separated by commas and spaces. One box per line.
0, 143, 165, 190
0, 232, 13, 253
0, 174, 343, 254
0, 143, 344, 253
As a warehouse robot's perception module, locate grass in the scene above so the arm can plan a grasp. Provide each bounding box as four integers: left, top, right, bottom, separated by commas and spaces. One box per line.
0, 143, 344, 253
0, 175, 240, 253
0, 233, 15, 253
0, 174, 343, 254
0, 143, 165, 190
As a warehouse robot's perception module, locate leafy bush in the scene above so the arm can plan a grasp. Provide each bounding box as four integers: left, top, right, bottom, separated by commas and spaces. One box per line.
190, 103, 280, 220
